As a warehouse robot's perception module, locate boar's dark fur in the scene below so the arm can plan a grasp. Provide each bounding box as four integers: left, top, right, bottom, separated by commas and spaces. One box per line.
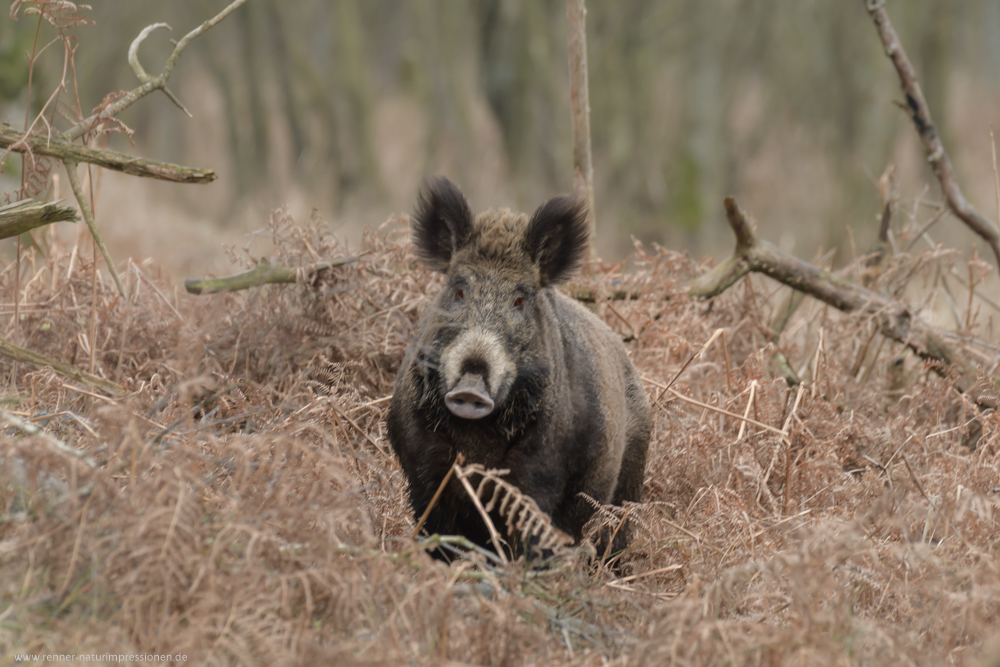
388, 176, 651, 560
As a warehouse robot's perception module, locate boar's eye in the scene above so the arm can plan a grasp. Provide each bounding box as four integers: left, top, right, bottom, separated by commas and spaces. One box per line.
454, 288, 465, 301
512, 296, 525, 309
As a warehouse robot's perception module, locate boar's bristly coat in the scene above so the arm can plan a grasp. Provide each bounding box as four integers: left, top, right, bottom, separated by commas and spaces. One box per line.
388, 177, 651, 559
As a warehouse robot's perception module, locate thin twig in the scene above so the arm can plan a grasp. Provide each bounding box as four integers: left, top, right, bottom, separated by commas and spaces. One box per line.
750, 509, 813, 539
605, 301, 636, 340
453, 464, 509, 564
719, 330, 733, 393
331, 402, 387, 456
63, 159, 124, 297
901, 453, 936, 510
659, 516, 724, 555
919, 232, 1000, 315
135, 266, 187, 326
607, 564, 682, 587
903, 207, 947, 253
736, 381, 758, 442
668, 388, 785, 438
648, 328, 725, 410
783, 385, 805, 516
599, 505, 634, 571
412, 453, 464, 540
347, 395, 393, 415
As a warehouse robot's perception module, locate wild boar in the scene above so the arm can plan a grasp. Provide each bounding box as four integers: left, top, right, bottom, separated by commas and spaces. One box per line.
387, 176, 651, 559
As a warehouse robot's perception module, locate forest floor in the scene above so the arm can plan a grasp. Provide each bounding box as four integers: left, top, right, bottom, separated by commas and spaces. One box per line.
0, 207, 998, 666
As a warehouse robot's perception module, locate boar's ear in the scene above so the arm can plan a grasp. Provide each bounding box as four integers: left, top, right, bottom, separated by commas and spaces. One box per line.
412, 176, 475, 271
525, 194, 589, 286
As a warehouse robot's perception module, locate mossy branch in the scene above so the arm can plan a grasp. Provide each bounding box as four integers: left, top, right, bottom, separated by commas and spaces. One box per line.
184, 255, 368, 295
0, 336, 123, 398
0, 198, 78, 239
0, 124, 215, 184
691, 197, 969, 381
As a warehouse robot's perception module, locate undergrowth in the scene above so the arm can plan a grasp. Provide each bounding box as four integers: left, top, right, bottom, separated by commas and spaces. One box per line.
0, 206, 998, 666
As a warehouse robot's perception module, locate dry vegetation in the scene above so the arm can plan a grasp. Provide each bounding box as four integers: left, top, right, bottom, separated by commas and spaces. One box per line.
0, 200, 996, 666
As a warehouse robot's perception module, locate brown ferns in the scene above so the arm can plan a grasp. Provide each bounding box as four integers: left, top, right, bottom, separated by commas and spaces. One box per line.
459, 463, 574, 551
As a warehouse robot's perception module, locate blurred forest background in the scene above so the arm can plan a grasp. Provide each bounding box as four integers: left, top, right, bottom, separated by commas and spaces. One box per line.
2, 0, 1000, 273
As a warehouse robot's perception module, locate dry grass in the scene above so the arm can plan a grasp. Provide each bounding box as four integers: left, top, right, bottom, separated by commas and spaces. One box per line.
0, 204, 999, 666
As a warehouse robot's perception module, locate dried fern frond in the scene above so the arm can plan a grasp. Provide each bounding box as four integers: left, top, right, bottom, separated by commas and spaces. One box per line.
457, 463, 573, 551
10, 0, 93, 31
576, 493, 654, 547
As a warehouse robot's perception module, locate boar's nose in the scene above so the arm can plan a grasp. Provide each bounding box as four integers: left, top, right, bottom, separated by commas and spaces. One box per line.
445, 373, 495, 419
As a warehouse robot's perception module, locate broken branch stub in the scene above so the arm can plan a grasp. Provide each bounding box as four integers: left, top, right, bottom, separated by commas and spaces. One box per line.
690, 197, 964, 379
0, 199, 78, 239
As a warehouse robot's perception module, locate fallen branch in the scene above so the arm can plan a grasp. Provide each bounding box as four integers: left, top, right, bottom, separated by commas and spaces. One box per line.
0, 124, 215, 184
865, 0, 1000, 271
0, 198, 78, 239
0, 336, 124, 398
690, 197, 968, 381
184, 255, 367, 295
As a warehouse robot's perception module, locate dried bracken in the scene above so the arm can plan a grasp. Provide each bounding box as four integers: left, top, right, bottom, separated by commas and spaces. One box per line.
0, 202, 998, 666
458, 463, 575, 552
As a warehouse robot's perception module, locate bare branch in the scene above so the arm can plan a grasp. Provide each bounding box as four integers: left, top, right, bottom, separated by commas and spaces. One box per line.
864, 0, 1000, 271
1, 123, 215, 184
0, 198, 78, 239
64, 0, 248, 142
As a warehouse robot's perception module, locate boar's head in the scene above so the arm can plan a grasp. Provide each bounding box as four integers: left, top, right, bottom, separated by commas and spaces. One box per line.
410, 176, 588, 432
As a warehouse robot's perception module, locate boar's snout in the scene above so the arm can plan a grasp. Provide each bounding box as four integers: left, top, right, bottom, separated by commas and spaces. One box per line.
441, 328, 515, 420
445, 373, 495, 419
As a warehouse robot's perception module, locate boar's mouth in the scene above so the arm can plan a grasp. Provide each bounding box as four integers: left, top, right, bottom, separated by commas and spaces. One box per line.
445, 373, 495, 419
